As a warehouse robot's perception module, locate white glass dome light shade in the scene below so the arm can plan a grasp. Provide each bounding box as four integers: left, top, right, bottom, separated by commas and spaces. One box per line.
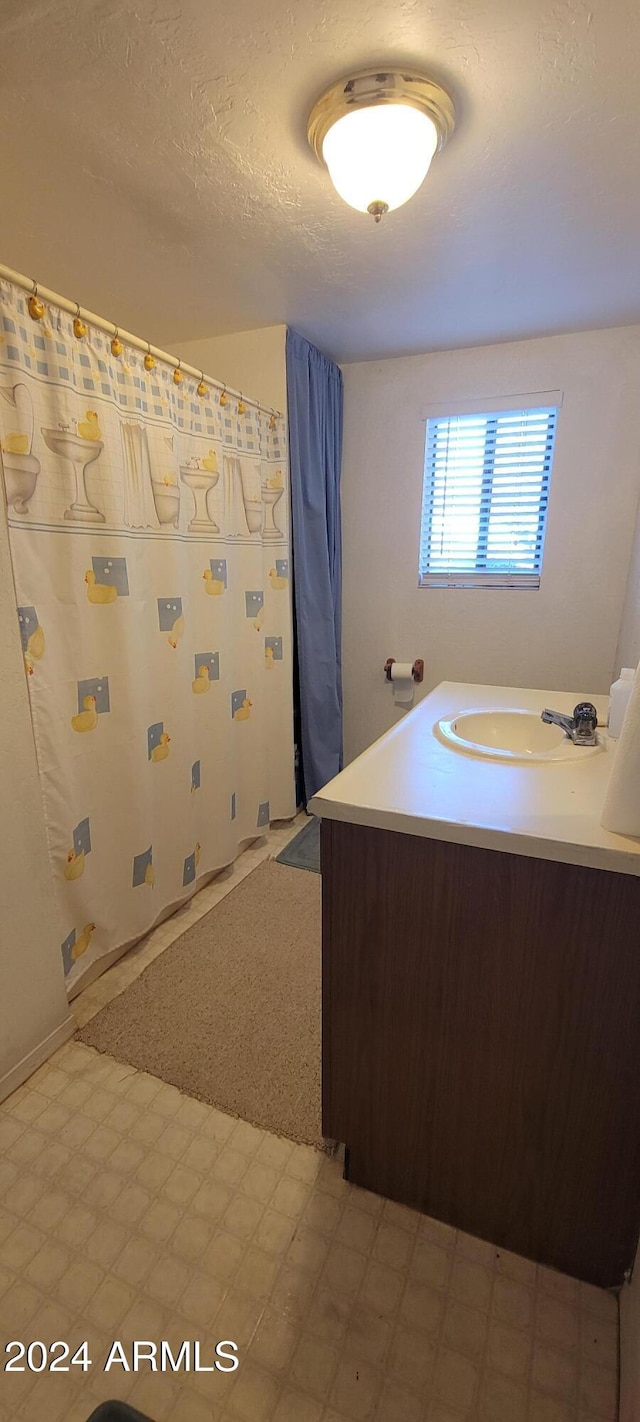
307, 71, 455, 222
321, 103, 439, 217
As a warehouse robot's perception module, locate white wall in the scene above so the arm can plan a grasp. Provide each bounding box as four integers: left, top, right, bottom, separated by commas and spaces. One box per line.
616, 499, 640, 672
172, 326, 287, 417
0, 500, 72, 1097
340, 326, 640, 762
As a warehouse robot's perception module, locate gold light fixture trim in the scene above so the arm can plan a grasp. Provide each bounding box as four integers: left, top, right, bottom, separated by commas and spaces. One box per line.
307, 69, 455, 221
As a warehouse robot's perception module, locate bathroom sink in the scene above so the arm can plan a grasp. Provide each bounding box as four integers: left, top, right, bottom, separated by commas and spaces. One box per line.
436, 708, 603, 763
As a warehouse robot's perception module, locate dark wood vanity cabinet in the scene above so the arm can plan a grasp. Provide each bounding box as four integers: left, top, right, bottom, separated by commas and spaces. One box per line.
321, 817, 640, 1287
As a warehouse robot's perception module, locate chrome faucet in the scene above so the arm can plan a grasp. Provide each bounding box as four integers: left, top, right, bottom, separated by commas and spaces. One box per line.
541, 702, 599, 746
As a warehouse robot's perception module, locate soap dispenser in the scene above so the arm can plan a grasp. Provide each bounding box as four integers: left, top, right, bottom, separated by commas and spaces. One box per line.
609, 667, 636, 739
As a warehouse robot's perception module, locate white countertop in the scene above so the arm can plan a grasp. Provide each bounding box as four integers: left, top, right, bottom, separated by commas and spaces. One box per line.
309, 681, 640, 876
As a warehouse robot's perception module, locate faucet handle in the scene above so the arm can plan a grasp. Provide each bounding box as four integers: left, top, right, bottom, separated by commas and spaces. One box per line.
573, 702, 598, 727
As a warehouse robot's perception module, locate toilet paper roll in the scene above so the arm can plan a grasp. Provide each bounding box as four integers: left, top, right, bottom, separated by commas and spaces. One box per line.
601, 664, 640, 837
390, 662, 415, 707
389, 662, 414, 682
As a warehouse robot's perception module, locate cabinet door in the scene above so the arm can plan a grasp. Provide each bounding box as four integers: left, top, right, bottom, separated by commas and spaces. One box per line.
321, 817, 640, 1287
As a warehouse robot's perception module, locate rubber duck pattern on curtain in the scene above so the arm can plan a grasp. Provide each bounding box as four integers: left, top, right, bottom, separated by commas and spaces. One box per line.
0, 280, 295, 994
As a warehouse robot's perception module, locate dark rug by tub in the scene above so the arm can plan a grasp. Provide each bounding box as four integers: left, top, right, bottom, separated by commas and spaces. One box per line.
78, 859, 324, 1148
276, 816, 321, 874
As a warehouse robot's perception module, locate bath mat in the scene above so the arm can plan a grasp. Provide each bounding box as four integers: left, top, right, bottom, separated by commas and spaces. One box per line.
78, 859, 324, 1148
276, 815, 321, 874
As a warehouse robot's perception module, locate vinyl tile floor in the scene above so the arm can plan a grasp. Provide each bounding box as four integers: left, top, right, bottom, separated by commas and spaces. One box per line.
0, 820, 620, 1422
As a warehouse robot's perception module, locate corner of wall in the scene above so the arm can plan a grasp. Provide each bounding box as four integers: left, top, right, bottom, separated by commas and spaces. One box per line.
171, 325, 288, 417
615, 491, 640, 675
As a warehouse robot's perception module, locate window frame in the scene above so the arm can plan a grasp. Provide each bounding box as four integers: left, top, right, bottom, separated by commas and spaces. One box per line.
418, 391, 562, 590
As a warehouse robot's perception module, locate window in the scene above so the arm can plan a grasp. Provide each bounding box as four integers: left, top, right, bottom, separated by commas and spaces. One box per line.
418, 398, 559, 588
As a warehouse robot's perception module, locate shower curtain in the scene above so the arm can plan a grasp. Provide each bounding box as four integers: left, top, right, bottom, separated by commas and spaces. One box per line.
286, 328, 343, 802
0, 279, 295, 994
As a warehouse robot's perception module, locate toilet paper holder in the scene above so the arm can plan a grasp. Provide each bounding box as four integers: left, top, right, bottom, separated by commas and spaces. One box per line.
384, 658, 424, 683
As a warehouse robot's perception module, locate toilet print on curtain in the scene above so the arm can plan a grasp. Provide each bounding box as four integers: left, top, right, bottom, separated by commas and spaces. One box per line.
0, 279, 295, 993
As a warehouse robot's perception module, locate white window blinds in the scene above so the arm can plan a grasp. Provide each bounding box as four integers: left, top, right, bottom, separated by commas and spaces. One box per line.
419, 404, 558, 588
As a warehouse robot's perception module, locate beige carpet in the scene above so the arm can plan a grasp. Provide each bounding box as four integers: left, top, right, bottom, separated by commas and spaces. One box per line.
78, 859, 324, 1148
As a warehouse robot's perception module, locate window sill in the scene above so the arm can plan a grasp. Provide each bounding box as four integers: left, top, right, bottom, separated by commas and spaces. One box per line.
418, 574, 541, 589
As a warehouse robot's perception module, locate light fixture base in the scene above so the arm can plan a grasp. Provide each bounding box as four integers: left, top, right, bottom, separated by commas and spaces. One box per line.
367, 201, 389, 224
307, 68, 455, 167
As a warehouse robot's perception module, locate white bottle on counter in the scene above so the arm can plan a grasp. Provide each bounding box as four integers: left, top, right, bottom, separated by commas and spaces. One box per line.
608, 667, 636, 739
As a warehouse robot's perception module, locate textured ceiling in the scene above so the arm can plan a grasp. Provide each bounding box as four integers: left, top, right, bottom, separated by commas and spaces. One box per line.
0, 0, 639, 362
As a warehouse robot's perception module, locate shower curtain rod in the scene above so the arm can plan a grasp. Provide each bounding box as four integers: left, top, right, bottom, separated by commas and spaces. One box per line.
0, 262, 281, 419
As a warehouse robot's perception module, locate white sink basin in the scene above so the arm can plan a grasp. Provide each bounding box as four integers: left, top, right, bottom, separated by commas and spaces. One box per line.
436, 708, 603, 763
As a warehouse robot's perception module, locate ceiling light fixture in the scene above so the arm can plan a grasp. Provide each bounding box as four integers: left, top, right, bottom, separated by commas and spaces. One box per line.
307, 69, 455, 222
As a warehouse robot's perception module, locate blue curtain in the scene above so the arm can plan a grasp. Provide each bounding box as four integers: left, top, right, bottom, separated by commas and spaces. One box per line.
286, 328, 343, 802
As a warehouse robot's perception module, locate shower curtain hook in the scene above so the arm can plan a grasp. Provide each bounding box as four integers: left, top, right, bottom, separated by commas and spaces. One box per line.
238, 392, 247, 415
27, 280, 45, 321
73, 302, 88, 340
197, 372, 208, 398
220, 385, 228, 407
144, 342, 156, 372
111, 327, 123, 357
173, 359, 183, 386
